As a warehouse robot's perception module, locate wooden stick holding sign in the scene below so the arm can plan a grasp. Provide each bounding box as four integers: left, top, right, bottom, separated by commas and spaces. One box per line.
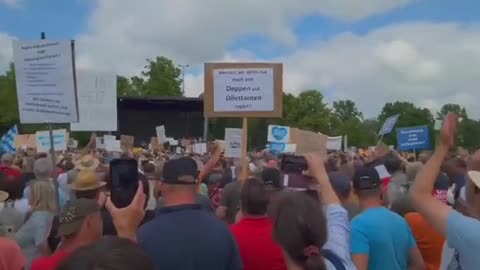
241, 117, 249, 181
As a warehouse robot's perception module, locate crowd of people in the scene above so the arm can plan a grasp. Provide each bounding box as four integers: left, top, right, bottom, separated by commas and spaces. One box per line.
0, 112, 479, 270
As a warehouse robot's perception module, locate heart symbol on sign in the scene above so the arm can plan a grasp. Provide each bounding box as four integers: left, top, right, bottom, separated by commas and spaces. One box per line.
272, 127, 287, 141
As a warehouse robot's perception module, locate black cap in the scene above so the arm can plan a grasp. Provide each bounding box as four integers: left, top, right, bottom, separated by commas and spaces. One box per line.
262, 168, 282, 188
328, 172, 351, 197
353, 167, 381, 190
162, 157, 199, 185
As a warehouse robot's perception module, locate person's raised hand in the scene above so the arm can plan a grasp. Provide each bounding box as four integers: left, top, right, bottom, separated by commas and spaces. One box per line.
305, 154, 326, 180
440, 112, 458, 149
105, 182, 146, 242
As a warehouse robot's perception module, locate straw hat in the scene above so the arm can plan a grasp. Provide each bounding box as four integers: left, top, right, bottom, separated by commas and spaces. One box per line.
0, 191, 9, 202
468, 171, 480, 189
75, 155, 100, 171
69, 170, 106, 191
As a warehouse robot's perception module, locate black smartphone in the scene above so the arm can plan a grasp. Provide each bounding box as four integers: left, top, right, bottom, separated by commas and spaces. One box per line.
110, 158, 138, 208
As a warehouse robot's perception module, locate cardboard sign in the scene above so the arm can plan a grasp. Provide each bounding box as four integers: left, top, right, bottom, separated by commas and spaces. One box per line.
267, 125, 290, 143
291, 128, 327, 159
35, 129, 68, 153
224, 128, 243, 158
14, 134, 36, 149
71, 71, 117, 131
120, 135, 134, 150
204, 63, 283, 118
13, 40, 78, 123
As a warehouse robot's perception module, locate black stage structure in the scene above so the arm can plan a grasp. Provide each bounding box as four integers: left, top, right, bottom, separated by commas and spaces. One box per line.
117, 96, 205, 146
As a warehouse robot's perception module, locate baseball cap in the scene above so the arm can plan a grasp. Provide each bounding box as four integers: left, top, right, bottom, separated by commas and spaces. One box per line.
262, 168, 281, 188
58, 199, 100, 236
328, 172, 351, 198
161, 157, 199, 185
353, 167, 381, 190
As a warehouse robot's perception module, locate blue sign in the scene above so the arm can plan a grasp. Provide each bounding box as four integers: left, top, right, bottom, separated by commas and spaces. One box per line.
268, 142, 286, 155
378, 114, 400, 136
396, 125, 430, 151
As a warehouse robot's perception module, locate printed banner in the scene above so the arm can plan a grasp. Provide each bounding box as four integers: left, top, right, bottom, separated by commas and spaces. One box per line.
396, 125, 430, 151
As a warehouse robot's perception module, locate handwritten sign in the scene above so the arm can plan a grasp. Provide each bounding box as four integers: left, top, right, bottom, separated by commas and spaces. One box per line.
120, 135, 134, 150
35, 129, 67, 152
12, 40, 78, 123
204, 63, 283, 118
70, 71, 117, 131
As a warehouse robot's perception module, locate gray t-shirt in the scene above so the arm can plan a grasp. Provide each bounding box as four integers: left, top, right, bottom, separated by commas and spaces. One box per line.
219, 181, 242, 224
157, 194, 214, 213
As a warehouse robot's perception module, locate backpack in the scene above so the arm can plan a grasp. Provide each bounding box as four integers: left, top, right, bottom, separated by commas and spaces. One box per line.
322, 249, 346, 270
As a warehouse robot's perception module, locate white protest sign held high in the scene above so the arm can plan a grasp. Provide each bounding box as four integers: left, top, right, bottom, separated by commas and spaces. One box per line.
267, 125, 290, 143
105, 140, 121, 152
326, 136, 343, 151
71, 71, 117, 131
224, 128, 243, 158
156, 126, 167, 144
35, 129, 67, 152
214, 68, 274, 112
12, 40, 78, 123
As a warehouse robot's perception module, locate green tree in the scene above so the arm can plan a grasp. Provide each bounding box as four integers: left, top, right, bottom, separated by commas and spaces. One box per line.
141, 57, 183, 96
332, 100, 363, 122
117, 75, 134, 96
0, 63, 19, 133
283, 90, 332, 133
458, 119, 480, 151
378, 101, 434, 146
437, 103, 468, 120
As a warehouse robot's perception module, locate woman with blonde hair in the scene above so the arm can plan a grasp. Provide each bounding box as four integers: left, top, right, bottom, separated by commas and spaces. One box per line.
15, 181, 57, 268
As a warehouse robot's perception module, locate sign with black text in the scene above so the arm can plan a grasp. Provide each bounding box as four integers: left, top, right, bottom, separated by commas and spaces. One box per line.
204, 63, 283, 118
12, 40, 78, 123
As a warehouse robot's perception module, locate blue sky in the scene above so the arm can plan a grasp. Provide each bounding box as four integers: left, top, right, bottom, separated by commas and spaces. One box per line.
1, 0, 480, 118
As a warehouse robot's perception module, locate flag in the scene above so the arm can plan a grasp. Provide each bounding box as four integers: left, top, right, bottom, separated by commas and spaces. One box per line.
0, 125, 18, 153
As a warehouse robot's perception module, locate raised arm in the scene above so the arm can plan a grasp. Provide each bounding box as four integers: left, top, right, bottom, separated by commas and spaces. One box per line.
409, 113, 458, 235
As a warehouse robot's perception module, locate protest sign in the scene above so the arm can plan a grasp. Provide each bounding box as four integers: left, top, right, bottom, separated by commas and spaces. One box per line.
14, 134, 36, 149
96, 137, 105, 150
267, 125, 290, 143
67, 139, 78, 149
120, 135, 134, 150
71, 71, 117, 131
104, 135, 116, 142
193, 143, 207, 154
378, 114, 400, 136
326, 136, 343, 151
156, 126, 167, 144
291, 128, 327, 159
396, 125, 430, 151
36, 129, 67, 152
167, 138, 178, 146
224, 128, 243, 158
105, 140, 121, 152
268, 143, 296, 154
204, 63, 283, 118
12, 40, 78, 123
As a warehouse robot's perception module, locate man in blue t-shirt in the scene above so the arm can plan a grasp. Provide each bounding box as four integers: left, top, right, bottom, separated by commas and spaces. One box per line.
137, 157, 242, 270
350, 167, 424, 270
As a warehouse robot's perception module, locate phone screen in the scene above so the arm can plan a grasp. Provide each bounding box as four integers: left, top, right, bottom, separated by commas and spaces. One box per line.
110, 158, 138, 208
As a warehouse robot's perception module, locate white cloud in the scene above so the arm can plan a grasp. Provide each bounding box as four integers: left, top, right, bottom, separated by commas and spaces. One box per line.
185, 22, 480, 119
75, 0, 411, 75
0, 33, 15, 73
0, 0, 21, 8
